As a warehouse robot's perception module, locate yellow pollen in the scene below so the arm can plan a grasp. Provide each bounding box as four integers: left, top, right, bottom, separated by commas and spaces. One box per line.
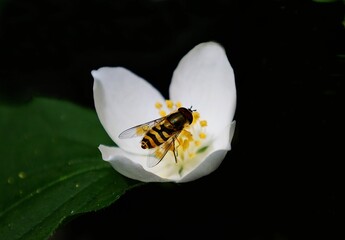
194, 140, 201, 147
159, 110, 167, 117
155, 102, 163, 109
188, 152, 196, 159
181, 130, 193, 141
165, 100, 174, 109
199, 132, 207, 139
136, 127, 146, 135
182, 139, 190, 150
200, 120, 208, 127
193, 111, 200, 119
192, 111, 200, 124
175, 101, 182, 108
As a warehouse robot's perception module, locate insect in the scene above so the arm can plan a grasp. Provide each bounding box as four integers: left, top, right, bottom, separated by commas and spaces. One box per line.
119, 107, 194, 167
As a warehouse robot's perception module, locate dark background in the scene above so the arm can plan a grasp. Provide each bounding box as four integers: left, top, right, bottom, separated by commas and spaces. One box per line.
1, 0, 344, 239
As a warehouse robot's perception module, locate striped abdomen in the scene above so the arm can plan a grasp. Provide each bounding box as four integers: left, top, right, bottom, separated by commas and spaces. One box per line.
141, 121, 175, 149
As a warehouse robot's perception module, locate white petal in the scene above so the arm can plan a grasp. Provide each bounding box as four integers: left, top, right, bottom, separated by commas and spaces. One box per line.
93, 67, 165, 154
229, 121, 236, 146
212, 120, 236, 150
169, 42, 236, 138
178, 149, 229, 183
178, 121, 236, 182
99, 145, 169, 182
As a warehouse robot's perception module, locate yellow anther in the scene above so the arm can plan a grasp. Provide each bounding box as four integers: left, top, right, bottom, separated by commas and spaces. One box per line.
182, 139, 190, 150
193, 111, 200, 119
199, 132, 207, 139
188, 152, 196, 159
175, 101, 182, 108
159, 110, 166, 117
165, 100, 174, 109
155, 102, 163, 109
192, 111, 200, 124
194, 140, 201, 147
200, 120, 208, 127
136, 127, 146, 135
181, 130, 193, 141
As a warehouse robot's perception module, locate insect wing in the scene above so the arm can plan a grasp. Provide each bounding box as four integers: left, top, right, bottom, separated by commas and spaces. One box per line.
147, 132, 181, 168
118, 117, 166, 139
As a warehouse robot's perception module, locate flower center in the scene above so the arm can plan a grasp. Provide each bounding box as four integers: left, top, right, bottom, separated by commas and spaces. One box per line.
154, 100, 209, 166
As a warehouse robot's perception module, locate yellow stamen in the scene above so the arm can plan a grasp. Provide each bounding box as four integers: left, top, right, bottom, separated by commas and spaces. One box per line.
182, 139, 189, 151
181, 130, 193, 141
136, 127, 146, 135
200, 120, 208, 127
175, 101, 182, 108
188, 152, 196, 159
194, 140, 201, 147
155, 102, 163, 109
192, 111, 200, 124
165, 100, 174, 109
159, 110, 166, 117
199, 132, 207, 139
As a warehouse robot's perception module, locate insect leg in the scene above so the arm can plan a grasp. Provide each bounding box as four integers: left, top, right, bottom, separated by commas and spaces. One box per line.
172, 138, 178, 163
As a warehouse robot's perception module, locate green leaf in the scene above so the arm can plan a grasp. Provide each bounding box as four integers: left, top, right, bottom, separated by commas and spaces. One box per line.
0, 98, 141, 240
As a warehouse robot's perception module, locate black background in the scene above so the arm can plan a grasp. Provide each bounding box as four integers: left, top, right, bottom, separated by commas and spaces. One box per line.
1, 0, 344, 239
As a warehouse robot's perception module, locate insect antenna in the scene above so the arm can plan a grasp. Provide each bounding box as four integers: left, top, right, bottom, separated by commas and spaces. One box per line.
189, 106, 196, 112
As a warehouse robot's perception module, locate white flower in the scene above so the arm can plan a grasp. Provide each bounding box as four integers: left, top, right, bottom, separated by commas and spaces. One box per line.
92, 41, 236, 183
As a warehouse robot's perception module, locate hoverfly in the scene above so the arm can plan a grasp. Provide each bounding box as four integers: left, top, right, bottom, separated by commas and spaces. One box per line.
119, 107, 194, 167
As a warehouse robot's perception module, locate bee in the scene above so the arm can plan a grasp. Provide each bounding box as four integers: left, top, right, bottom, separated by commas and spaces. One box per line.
119, 107, 194, 167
